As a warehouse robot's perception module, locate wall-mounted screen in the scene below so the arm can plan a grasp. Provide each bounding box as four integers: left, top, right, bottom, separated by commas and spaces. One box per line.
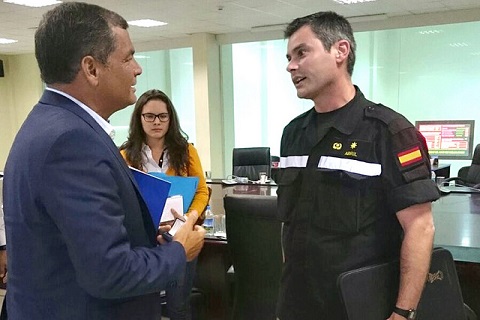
415, 120, 475, 160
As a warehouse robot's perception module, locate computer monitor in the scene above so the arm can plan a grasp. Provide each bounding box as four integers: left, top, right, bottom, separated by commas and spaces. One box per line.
415, 120, 475, 160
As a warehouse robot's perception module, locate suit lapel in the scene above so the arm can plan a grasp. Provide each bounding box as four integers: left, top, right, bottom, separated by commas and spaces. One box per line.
40, 91, 131, 178
39, 91, 157, 244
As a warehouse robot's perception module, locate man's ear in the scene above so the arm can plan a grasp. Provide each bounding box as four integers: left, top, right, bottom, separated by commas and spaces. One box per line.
334, 39, 350, 62
81, 55, 99, 86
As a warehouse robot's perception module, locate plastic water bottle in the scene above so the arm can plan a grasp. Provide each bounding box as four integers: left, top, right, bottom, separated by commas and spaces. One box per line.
203, 205, 214, 236
431, 170, 436, 182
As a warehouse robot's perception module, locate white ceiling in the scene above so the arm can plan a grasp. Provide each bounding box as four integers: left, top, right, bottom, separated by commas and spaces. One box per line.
0, 0, 480, 55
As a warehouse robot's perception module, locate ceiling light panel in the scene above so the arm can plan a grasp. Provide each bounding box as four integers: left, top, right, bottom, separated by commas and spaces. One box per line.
333, 0, 376, 4
3, 0, 62, 7
0, 38, 18, 44
128, 19, 167, 28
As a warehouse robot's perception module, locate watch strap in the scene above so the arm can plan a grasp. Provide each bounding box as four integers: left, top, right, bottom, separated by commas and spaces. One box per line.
393, 306, 416, 319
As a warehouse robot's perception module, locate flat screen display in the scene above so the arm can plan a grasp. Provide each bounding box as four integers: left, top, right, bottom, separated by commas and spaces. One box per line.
415, 120, 475, 160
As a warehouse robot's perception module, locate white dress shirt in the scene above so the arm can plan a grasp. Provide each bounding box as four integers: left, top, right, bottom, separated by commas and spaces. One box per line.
141, 144, 170, 173
45, 87, 115, 139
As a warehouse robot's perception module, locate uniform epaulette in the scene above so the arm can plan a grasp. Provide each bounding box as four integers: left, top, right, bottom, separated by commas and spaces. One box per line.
364, 103, 413, 135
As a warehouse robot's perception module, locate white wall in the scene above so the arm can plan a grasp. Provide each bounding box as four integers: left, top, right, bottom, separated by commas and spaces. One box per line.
0, 54, 42, 169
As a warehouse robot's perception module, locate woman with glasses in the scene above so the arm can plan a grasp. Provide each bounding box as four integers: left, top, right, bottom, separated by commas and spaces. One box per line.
120, 89, 208, 320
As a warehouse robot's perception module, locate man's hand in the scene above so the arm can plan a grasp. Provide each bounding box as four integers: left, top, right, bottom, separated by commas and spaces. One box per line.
172, 210, 205, 261
157, 208, 185, 245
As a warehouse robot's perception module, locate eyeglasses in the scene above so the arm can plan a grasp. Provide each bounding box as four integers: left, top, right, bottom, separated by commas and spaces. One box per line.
142, 113, 169, 123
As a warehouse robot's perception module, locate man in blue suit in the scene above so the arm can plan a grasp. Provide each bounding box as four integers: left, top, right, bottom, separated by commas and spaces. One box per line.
2, 3, 205, 319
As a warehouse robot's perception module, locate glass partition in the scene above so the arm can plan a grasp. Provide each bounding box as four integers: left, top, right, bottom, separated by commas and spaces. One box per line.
224, 20, 480, 172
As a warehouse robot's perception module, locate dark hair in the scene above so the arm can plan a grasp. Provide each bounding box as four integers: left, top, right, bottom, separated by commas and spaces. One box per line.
120, 89, 190, 175
285, 11, 356, 76
35, 2, 128, 84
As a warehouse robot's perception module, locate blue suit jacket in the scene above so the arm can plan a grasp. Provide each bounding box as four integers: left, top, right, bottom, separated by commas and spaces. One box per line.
3, 90, 186, 320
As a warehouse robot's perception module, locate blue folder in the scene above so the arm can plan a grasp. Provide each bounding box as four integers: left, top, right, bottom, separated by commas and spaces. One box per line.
130, 168, 171, 226
148, 172, 199, 214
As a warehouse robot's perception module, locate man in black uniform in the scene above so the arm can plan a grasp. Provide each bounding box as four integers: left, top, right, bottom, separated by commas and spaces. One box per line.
275, 12, 440, 320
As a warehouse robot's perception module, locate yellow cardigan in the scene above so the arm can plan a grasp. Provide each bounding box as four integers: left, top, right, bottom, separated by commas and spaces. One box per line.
120, 144, 209, 216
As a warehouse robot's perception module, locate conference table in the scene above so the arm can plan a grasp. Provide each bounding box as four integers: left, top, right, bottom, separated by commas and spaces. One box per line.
432, 192, 480, 315
196, 182, 480, 319
431, 163, 451, 179
206, 179, 480, 261
205, 178, 277, 215
432, 192, 480, 262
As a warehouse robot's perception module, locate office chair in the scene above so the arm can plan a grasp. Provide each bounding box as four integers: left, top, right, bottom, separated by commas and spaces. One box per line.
160, 288, 206, 320
270, 155, 280, 182
445, 144, 480, 188
337, 247, 477, 320
225, 194, 283, 320
464, 304, 477, 320
232, 147, 271, 181
270, 155, 280, 165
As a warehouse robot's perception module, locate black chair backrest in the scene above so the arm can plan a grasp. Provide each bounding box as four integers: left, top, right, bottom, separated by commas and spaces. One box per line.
337, 247, 469, 320
271, 155, 280, 163
232, 147, 271, 181
471, 144, 480, 165
225, 194, 282, 320
458, 166, 470, 181
466, 144, 480, 185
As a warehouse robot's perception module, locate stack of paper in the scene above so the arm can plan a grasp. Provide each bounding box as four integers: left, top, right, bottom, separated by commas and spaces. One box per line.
161, 195, 183, 223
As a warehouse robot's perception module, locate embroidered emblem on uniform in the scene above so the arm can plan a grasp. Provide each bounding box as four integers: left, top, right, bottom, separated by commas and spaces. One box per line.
345, 142, 358, 157
398, 146, 422, 166
333, 142, 342, 150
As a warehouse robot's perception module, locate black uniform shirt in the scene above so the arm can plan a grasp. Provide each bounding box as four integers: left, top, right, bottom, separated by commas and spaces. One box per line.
276, 87, 440, 320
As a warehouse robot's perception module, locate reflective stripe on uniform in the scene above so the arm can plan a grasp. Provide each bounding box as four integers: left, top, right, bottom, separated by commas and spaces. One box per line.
280, 155, 309, 168
318, 156, 381, 176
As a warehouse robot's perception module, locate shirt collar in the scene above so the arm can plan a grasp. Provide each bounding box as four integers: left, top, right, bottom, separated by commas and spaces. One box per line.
45, 87, 115, 140
301, 86, 369, 136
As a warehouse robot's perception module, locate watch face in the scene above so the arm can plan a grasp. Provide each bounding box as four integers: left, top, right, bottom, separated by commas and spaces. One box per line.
407, 310, 417, 319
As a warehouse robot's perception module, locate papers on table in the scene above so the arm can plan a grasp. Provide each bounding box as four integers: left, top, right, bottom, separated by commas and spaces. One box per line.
221, 179, 237, 185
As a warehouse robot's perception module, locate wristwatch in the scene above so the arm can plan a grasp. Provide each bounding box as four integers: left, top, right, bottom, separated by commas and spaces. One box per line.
393, 306, 417, 319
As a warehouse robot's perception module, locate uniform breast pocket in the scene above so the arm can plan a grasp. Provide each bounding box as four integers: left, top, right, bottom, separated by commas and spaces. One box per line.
312, 169, 381, 233
276, 168, 302, 222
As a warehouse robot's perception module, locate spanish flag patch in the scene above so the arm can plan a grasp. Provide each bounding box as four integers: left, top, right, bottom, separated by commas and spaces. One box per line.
398, 146, 422, 167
